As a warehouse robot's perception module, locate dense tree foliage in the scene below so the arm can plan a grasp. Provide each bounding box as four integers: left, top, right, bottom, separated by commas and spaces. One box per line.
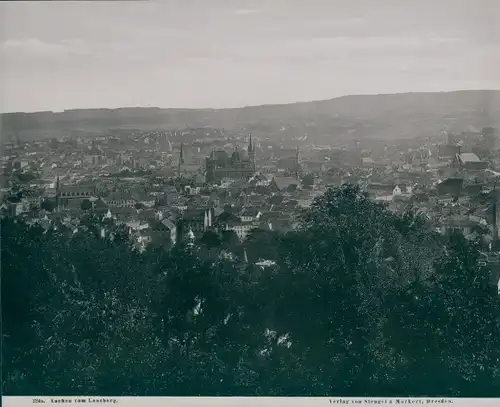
3, 184, 500, 396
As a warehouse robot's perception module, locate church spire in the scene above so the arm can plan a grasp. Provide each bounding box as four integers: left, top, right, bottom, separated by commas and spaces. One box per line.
295, 146, 302, 180
54, 171, 61, 212
178, 142, 184, 176
248, 133, 256, 170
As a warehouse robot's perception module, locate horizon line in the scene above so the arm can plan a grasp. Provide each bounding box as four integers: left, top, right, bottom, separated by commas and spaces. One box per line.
2, 88, 500, 115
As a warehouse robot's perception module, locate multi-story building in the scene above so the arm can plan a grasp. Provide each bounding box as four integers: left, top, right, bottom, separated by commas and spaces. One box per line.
102, 192, 135, 208
221, 218, 256, 240
57, 182, 97, 209
453, 153, 488, 171
205, 135, 256, 182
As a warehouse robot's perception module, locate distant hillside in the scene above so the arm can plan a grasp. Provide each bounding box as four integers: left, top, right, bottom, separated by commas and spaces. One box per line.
1, 90, 499, 143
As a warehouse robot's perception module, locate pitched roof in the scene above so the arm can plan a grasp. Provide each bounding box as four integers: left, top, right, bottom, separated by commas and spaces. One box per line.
216, 211, 240, 223
272, 176, 300, 190
106, 192, 134, 201
249, 194, 265, 202
131, 191, 153, 202
458, 153, 481, 163
182, 208, 211, 220
240, 207, 260, 217
259, 211, 284, 222
59, 185, 95, 194
463, 183, 483, 195
112, 206, 136, 215
441, 218, 476, 227
224, 218, 247, 227
437, 177, 464, 191
214, 207, 224, 217
93, 199, 108, 209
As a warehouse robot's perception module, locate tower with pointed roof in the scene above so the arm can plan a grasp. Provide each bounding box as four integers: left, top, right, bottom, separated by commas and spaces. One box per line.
248, 133, 255, 170
205, 150, 216, 183
295, 146, 303, 180
55, 173, 61, 212
178, 143, 184, 176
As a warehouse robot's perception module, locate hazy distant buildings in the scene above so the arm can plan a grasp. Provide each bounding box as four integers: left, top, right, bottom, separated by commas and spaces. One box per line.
483, 127, 499, 150
438, 144, 460, 161
84, 141, 105, 167
175, 143, 203, 177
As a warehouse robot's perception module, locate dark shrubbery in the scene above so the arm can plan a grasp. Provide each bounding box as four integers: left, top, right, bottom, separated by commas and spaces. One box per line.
3, 185, 500, 396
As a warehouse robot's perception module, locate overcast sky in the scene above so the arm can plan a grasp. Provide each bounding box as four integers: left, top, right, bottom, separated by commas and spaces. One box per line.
1, 0, 499, 113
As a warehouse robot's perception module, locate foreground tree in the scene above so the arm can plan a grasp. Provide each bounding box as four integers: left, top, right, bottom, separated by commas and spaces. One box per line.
382, 233, 500, 396
3, 185, 500, 396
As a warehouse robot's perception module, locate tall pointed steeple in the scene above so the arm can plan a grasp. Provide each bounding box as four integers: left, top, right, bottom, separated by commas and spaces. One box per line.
248, 133, 255, 170
55, 172, 61, 211
178, 142, 184, 176
295, 146, 302, 180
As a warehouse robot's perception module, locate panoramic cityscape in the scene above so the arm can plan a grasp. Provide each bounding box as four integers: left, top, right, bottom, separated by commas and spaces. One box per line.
2, 0, 500, 400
